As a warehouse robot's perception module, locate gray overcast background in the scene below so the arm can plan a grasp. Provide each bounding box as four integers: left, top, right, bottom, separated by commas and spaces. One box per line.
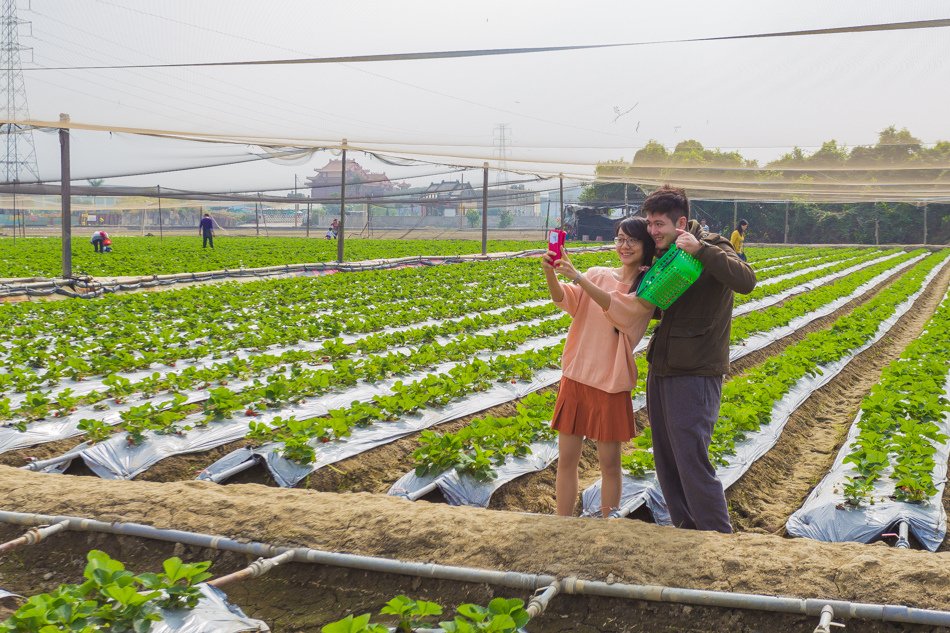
11, 0, 950, 189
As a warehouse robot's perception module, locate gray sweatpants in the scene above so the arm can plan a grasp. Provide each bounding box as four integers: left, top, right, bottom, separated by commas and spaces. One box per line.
646, 373, 732, 533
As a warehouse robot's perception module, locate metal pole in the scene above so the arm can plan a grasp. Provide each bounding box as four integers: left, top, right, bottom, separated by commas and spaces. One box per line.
306, 202, 311, 238
59, 114, 72, 279
624, 183, 628, 209
10, 191, 14, 245
157, 185, 163, 241
732, 199, 738, 230
294, 174, 299, 229
784, 200, 789, 244
923, 202, 928, 245
481, 162, 488, 255
559, 174, 564, 228
255, 199, 260, 237
337, 140, 347, 263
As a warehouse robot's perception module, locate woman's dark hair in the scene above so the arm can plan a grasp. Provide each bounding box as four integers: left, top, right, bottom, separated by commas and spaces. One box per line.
736, 219, 749, 234
615, 216, 656, 294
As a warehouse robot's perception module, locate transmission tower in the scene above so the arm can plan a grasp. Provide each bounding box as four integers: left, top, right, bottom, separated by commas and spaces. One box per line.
492, 123, 510, 185
1, 0, 39, 183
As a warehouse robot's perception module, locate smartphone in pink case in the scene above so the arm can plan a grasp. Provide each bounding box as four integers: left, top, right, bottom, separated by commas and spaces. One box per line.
548, 229, 566, 262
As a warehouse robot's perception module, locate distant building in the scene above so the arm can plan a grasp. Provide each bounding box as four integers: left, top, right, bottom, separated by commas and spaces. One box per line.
421, 180, 477, 216
306, 160, 396, 201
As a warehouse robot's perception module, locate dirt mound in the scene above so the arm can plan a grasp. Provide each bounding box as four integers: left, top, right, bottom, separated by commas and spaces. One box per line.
3, 466, 950, 617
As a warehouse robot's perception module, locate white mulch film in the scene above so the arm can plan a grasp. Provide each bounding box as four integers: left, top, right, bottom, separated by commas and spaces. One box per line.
581, 255, 949, 519
786, 330, 950, 552
387, 253, 921, 508
151, 584, 269, 633
4, 249, 906, 485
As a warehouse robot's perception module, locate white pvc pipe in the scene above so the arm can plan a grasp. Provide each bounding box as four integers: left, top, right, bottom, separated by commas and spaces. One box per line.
2, 510, 950, 627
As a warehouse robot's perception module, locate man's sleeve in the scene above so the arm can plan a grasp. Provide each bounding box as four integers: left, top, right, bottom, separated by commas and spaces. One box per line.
695, 237, 757, 294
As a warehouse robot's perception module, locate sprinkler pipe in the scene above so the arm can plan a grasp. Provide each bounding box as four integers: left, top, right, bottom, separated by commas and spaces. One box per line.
3, 510, 950, 627
813, 604, 844, 632
896, 520, 911, 549
0, 519, 70, 554
208, 550, 297, 588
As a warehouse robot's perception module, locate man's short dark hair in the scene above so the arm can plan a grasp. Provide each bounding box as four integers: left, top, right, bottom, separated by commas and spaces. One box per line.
642, 185, 690, 222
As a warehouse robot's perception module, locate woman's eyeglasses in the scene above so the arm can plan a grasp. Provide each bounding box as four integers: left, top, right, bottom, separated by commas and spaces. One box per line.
613, 237, 638, 247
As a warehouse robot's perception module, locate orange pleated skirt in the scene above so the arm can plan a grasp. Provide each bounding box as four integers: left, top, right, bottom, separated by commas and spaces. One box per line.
551, 377, 636, 442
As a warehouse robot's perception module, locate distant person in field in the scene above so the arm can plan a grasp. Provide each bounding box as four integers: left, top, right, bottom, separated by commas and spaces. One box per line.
199, 213, 215, 249
730, 219, 749, 261
644, 186, 756, 533
542, 217, 657, 517
90, 230, 109, 253
326, 217, 340, 240
700, 219, 710, 234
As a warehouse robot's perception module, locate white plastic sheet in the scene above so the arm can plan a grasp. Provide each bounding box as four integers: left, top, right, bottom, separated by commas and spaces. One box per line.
385, 255, 919, 509
786, 367, 950, 551
388, 440, 559, 507
582, 255, 949, 519
35, 334, 568, 480
150, 584, 269, 633
732, 251, 902, 316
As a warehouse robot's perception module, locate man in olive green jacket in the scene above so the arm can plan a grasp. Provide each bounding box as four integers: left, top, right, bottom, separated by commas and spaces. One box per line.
644, 186, 756, 533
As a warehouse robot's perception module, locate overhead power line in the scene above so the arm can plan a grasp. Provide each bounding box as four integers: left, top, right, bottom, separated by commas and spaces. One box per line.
14, 18, 950, 71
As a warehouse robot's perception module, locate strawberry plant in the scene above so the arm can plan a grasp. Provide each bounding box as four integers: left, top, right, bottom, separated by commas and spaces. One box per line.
0, 550, 211, 633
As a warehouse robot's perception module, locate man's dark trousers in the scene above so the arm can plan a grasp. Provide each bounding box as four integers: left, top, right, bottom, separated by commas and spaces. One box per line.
647, 372, 732, 533
202, 233, 213, 248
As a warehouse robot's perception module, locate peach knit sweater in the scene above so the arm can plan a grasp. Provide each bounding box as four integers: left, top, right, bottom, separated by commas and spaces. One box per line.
553, 267, 653, 394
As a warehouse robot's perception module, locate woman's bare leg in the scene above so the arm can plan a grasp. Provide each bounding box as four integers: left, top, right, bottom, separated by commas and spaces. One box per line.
556, 433, 584, 516
598, 440, 622, 517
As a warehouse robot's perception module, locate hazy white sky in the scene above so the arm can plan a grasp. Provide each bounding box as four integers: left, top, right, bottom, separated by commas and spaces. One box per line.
9, 0, 950, 189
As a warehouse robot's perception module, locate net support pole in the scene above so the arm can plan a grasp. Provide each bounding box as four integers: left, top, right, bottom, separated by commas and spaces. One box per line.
306, 201, 311, 238
481, 162, 488, 255
337, 140, 347, 263
732, 199, 738, 231
559, 174, 564, 229
11, 192, 15, 245
157, 185, 163, 241
255, 199, 260, 237
923, 202, 928, 245
59, 114, 72, 280
783, 200, 789, 244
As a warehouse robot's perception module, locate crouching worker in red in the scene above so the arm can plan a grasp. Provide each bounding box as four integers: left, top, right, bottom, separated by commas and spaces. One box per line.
542, 217, 657, 517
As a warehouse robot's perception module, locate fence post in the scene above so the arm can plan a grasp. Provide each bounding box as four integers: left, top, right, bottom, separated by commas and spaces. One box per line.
732, 199, 738, 231
783, 200, 789, 244
337, 140, 347, 263
923, 202, 928, 245
559, 174, 564, 229
482, 162, 488, 256
157, 185, 163, 241
59, 114, 72, 279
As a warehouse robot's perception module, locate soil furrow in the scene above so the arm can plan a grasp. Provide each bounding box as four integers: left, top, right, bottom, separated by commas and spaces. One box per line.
725, 261, 950, 534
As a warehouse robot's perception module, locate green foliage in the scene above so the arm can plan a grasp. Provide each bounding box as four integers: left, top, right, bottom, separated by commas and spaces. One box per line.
0, 550, 211, 633
321, 596, 527, 633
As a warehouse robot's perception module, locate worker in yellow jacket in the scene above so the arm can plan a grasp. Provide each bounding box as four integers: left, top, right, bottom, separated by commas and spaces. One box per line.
730, 219, 749, 261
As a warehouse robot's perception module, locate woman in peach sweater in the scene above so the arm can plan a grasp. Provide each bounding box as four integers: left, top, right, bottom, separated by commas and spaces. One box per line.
542, 217, 656, 517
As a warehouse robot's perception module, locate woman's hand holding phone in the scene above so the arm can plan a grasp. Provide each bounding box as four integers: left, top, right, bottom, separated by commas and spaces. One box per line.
554, 251, 580, 282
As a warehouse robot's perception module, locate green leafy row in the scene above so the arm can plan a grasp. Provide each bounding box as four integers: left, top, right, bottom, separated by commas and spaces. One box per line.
412, 391, 558, 481
0, 251, 617, 388
734, 248, 894, 307
322, 594, 529, 633
66, 317, 569, 446
0, 301, 565, 425
245, 343, 563, 466
840, 293, 950, 506
0, 236, 567, 278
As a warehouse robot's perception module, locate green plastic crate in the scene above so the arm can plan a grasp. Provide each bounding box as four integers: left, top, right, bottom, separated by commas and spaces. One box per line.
637, 244, 703, 309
